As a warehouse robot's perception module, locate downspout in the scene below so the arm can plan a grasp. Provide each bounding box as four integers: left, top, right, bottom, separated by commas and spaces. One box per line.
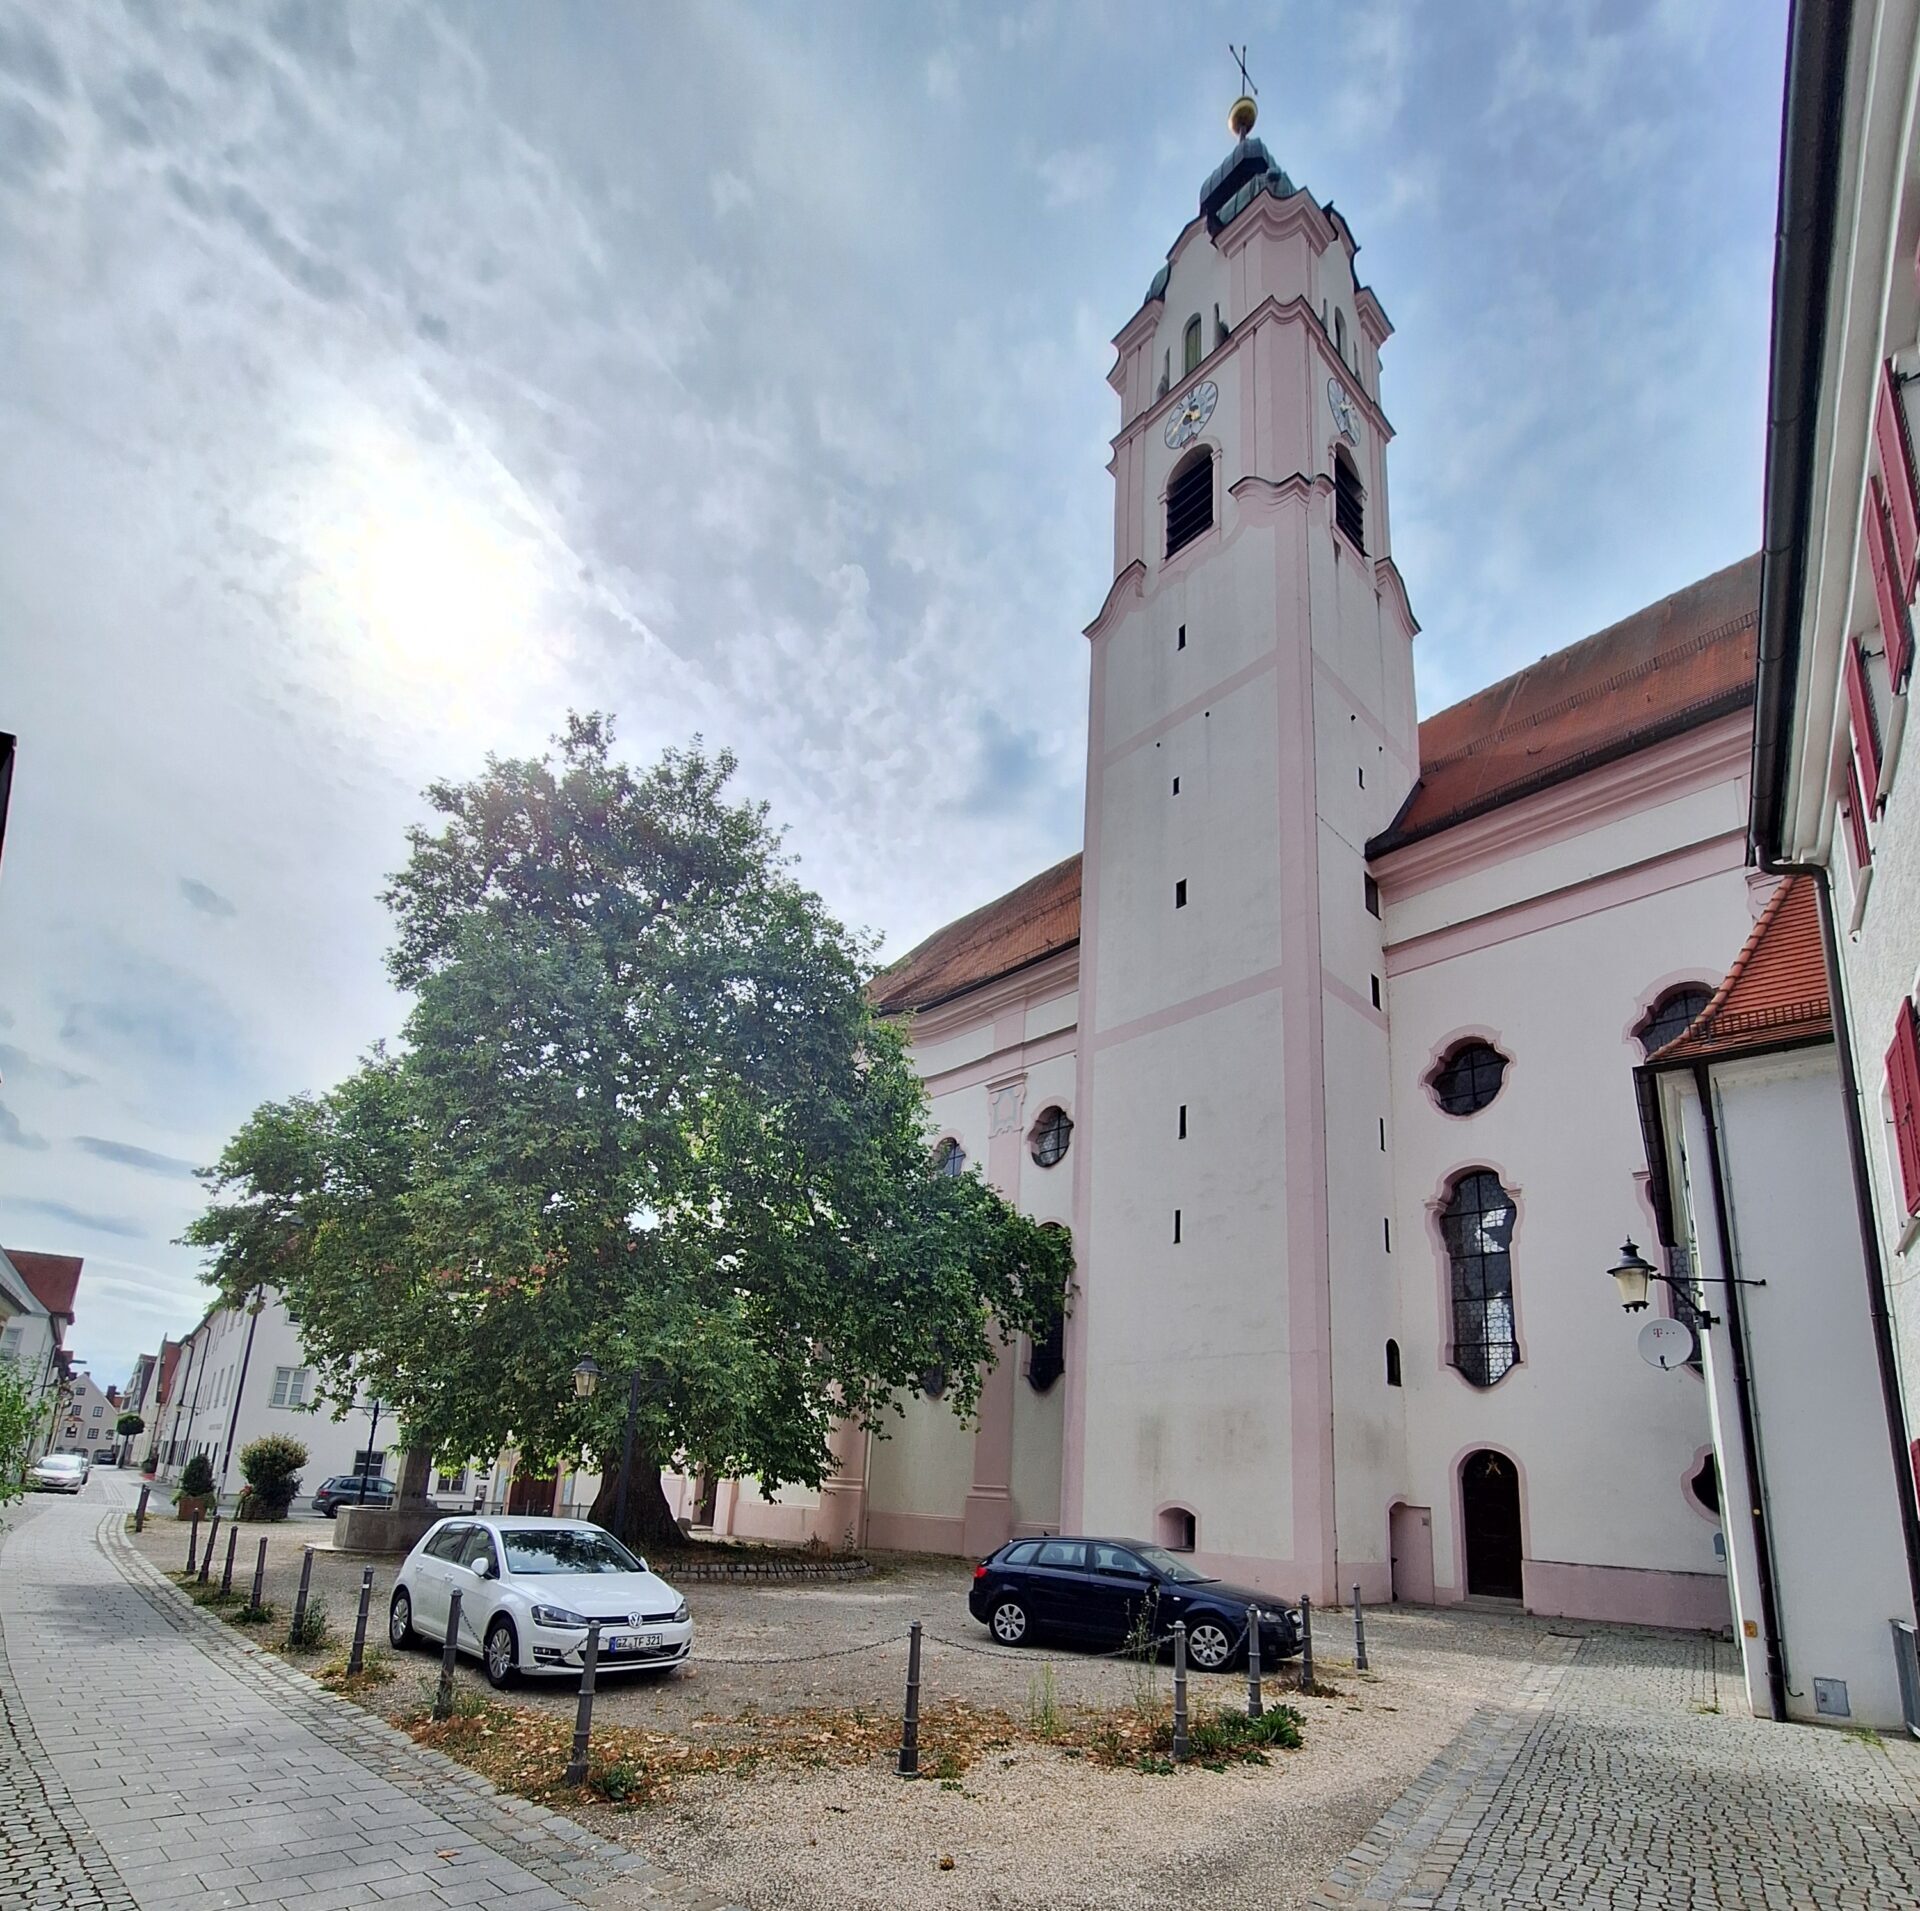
217, 1300, 262, 1495
1694, 1060, 1791, 1722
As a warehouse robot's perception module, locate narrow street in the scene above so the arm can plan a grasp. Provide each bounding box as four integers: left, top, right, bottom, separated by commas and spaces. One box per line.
0, 1475, 728, 1911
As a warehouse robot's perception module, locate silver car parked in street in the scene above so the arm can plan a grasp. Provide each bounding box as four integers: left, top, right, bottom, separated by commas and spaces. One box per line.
388, 1516, 693, 1688
27, 1452, 89, 1493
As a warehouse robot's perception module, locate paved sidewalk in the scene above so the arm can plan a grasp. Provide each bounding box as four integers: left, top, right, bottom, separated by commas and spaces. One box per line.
0, 1486, 734, 1911
1314, 1622, 1920, 1908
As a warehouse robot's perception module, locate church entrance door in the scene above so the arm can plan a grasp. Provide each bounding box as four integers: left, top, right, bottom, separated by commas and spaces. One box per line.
1460, 1450, 1523, 1599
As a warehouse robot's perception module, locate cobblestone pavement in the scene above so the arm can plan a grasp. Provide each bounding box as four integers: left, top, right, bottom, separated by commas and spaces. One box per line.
1315, 1621, 1920, 1908
0, 1480, 738, 1911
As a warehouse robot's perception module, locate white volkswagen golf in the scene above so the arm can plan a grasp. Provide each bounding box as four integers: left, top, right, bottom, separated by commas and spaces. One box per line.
389, 1516, 692, 1687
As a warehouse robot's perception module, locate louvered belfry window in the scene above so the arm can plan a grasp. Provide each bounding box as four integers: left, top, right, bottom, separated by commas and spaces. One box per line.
1166, 450, 1213, 557
1334, 450, 1365, 552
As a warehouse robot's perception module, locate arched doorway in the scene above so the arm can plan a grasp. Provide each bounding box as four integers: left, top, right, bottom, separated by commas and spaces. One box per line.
1460, 1449, 1523, 1599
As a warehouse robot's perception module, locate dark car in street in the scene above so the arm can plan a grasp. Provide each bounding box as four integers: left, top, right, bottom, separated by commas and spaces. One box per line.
312, 1474, 397, 1517
968, 1536, 1301, 1671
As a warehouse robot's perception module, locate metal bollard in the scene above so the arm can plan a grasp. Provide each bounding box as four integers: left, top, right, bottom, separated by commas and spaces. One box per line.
1299, 1594, 1314, 1692
434, 1589, 463, 1720
291, 1546, 315, 1639
134, 1485, 150, 1532
347, 1566, 373, 1674
898, 1619, 923, 1777
250, 1536, 268, 1610
1172, 1621, 1189, 1762
1354, 1582, 1369, 1673
199, 1511, 220, 1585
1246, 1605, 1263, 1718
563, 1622, 602, 1784
220, 1524, 239, 1595
186, 1511, 200, 1573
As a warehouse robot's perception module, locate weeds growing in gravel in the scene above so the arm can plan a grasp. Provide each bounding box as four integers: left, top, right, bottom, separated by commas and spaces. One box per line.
232, 1601, 276, 1627
1028, 1664, 1061, 1737
285, 1596, 330, 1652
317, 1649, 395, 1694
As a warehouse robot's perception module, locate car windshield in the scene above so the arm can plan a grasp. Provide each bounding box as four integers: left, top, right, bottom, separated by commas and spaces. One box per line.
39, 1456, 84, 1472
498, 1528, 643, 1575
1132, 1545, 1213, 1584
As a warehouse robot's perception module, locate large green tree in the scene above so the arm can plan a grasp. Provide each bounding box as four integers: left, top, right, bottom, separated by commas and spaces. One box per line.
188, 717, 1070, 1547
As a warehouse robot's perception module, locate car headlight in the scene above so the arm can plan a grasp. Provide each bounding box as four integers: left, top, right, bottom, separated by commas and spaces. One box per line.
672, 1600, 689, 1625
531, 1604, 589, 1628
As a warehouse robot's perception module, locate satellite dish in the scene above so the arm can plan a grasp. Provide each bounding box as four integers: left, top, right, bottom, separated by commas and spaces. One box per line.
1637, 1317, 1695, 1372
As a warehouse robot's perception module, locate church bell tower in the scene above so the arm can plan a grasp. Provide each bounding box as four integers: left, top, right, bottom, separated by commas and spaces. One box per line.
1063, 89, 1420, 1602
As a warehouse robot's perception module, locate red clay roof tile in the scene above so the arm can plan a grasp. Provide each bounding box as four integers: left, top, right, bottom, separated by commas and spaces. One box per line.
6, 1250, 82, 1321
1651, 875, 1830, 1063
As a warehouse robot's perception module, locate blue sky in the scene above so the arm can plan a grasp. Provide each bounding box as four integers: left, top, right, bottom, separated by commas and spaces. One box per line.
0, 0, 1787, 1388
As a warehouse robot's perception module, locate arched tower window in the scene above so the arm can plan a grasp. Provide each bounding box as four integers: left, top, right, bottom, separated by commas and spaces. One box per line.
1334, 308, 1347, 361
1183, 313, 1203, 374
1385, 1338, 1402, 1387
1443, 1170, 1518, 1387
1166, 448, 1213, 557
1334, 448, 1365, 553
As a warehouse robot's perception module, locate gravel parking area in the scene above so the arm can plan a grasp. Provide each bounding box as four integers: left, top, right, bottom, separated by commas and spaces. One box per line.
124, 1508, 1608, 1910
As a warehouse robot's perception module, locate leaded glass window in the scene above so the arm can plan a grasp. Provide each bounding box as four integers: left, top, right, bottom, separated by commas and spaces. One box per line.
1431, 1041, 1508, 1116
1029, 1106, 1073, 1167
1637, 985, 1712, 1058
933, 1138, 966, 1178
1443, 1170, 1518, 1387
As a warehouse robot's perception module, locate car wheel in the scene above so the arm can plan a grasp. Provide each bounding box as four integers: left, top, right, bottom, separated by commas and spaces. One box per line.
1185, 1618, 1236, 1671
324, 1504, 337, 1519
988, 1596, 1030, 1646
388, 1589, 416, 1650
483, 1617, 519, 1689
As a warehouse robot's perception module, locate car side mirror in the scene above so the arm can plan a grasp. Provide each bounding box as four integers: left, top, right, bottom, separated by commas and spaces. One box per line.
470, 1558, 494, 1580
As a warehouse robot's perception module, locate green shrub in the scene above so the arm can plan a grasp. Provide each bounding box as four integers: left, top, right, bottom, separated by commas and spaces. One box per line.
286, 1595, 330, 1652
177, 1453, 215, 1501
236, 1434, 307, 1520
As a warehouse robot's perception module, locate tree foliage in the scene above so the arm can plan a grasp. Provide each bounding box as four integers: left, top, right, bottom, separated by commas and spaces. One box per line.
187, 718, 1072, 1545
237, 1434, 307, 1520
0, 1358, 40, 1505
116, 1412, 145, 1437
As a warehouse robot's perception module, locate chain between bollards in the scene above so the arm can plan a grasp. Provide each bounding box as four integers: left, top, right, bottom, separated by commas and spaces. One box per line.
1353, 1582, 1369, 1672
348, 1565, 373, 1674
564, 1621, 602, 1785
199, 1511, 220, 1586
1299, 1593, 1314, 1692
1246, 1604, 1263, 1718
291, 1546, 315, 1638
134, 1485, 149, 1533
185, 1511, 200, 1574
220, 1524, 239, 1596
1172, 1620, 1189, 1761
898, 1619, 923, 1776
434, 1589, 463, 1721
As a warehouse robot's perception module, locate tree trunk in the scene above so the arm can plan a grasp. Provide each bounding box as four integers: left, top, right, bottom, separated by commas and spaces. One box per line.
588, 1456, 683, 1553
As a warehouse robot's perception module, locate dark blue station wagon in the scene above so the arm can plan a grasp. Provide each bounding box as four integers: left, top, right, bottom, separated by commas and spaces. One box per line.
968, 1536, 1301, 1671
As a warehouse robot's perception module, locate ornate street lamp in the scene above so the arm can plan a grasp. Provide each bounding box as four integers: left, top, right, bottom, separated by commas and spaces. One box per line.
571, 1357, 602, 1401
1609, 1239, 1658, 1312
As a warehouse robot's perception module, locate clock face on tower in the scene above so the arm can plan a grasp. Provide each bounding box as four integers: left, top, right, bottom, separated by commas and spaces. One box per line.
1327, 376, 1359, 445
1164, 380, 1218, 450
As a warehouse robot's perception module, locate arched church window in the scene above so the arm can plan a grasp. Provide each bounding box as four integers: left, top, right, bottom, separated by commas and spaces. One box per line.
1334, 448, 1365, 553
1336, 309, 1348, 361
1688, 1451, 1720, 1516
1183, 314, 1203, 374
1026, 1309, 1065, 1393
1443, 1170, 1519, 1388
1430, 1041, 1509, 1116
1636, 985, 1712, 1058
1385, 1338, 1402, 1387
1029, 1106, 1073, 1167
933, 1137, 966, 1177
1166, 448, 1213, 557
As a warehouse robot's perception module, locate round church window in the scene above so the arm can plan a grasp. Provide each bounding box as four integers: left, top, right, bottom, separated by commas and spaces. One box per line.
1029, 1106, 1073, 1167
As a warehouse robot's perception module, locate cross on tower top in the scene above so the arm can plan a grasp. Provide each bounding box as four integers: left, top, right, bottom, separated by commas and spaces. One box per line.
1228, 44, 1258, 137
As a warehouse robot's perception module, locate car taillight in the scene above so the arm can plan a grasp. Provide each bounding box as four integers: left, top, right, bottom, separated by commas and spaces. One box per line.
973, 1563, 988, 1580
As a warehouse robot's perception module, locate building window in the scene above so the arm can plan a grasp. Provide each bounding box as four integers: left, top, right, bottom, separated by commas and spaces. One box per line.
1637, 987, 1712, 1058
1443, 1170, 1519, 1387
1026, 1308, 1065, 1393
1334, 449, 1365, 551
1178, 1103, 1188, 1139
1688, 1452, 1720, 1516
436, 1469, 467, 1495
1214, 303, 1228, 350
1370, 974, 1382, 1009
268, 1366, 311, 1409
1430, 1041, 1509, 1116
1029, 1106, 1073, 1168
1166, 448, 1213, 557
1174, 879, 1188, 909
1364, 874, 1381, 917
1334, 308, 1347, 361
86, 1426, 98, 1440
1886, 997, 1920, 1217
1158, 1505, 1197, 1552
1158, 349, 1170, 399
1183, 314, 1202, 374
353, 1449, 386, 1476
933, 1138, 966, 1178
90, 1404, 102, 1417
1385, 1339, 1402, 1387
1172, 1209, 1182, 1244
919, 1365, 948, 1401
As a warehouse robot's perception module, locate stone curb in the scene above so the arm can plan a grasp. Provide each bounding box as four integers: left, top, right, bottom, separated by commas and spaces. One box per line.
655, 1556, 872, 1584
100, 1512, 745, 1910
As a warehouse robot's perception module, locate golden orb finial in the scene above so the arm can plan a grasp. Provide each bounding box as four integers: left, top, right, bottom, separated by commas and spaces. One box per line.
1228, 94, 1258, 138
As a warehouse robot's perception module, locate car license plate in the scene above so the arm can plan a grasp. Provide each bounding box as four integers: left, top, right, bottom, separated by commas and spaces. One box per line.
606, 1632, 661, 1654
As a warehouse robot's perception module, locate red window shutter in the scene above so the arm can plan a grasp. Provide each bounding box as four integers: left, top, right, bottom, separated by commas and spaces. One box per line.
1877, 360, 1920, 596
1843, 750, 1873, 868
1868, 478, 1916, 692
1889, 999, 1920, 1218
1846, 638, 1884, 814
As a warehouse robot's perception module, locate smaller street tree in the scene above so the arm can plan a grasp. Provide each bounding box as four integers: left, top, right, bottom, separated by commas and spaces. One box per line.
0, 1360, 38, 1506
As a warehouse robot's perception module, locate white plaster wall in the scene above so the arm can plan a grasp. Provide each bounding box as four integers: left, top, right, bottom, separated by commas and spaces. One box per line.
1150, 227, 1230, 401
1679, 1055, 1914, 1728
1387, 863, 1752, 1610
866, 1389, 972, 1520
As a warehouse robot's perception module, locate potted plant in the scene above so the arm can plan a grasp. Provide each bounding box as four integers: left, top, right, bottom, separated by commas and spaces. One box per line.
175, 1451, 215, 1519
235, 1434, 306, 1522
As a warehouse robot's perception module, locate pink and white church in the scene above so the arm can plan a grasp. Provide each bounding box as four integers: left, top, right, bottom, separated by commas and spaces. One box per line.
688, 103, 1797, 1640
